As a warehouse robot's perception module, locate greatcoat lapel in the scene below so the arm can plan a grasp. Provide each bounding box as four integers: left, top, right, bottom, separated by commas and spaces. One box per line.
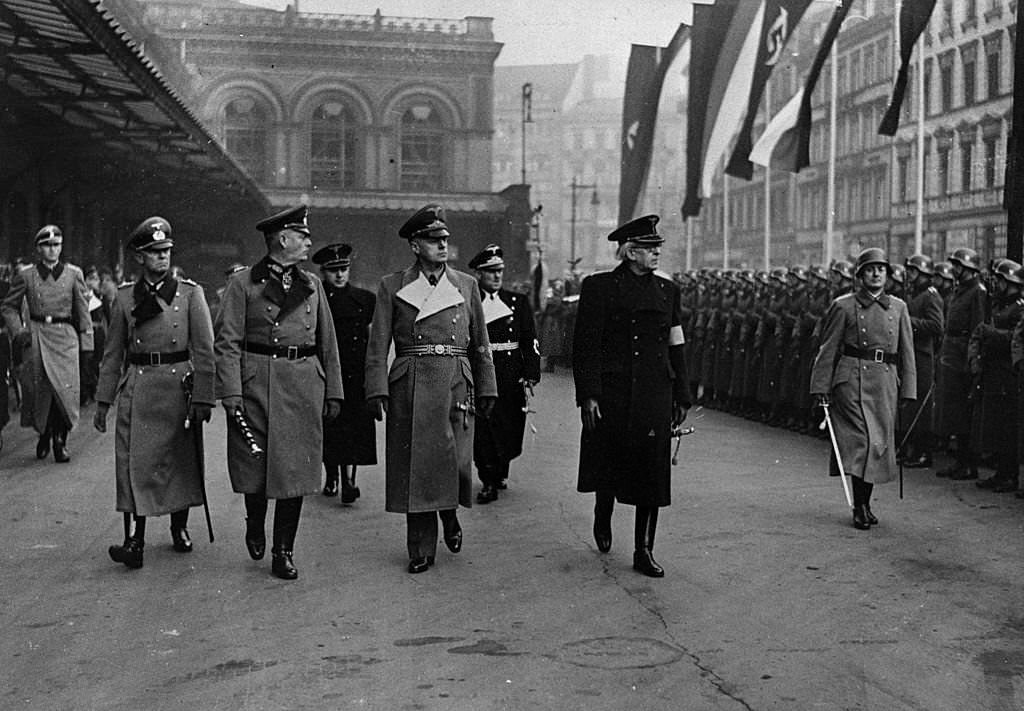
396, 267, 465, 322
482, 292, 513, 323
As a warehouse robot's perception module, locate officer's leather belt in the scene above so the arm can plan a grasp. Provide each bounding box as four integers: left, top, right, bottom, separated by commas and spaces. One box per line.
843, 345, 897, 364
397, 344, 468, 357
127, 350, 189, 366
243, 342, 317, 359
490, 342, 519, 352
30, 315, 72, 325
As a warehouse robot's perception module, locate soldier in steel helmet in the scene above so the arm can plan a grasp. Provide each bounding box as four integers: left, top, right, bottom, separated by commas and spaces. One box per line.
969, 260, 1024, 493
934, 247, 988, 481
810, 248, 916, 530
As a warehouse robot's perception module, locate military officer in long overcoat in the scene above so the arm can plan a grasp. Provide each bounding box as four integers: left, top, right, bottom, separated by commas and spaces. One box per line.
365, 205, 497, 574
811, 248, 916, 531
468, 244, 541, 504
312, 243, 377, 504
934, 247, 988, 480
573, 215, 691, 578
1, 225, 93, 462
969, 260, 1024, 493
215, 205, 344, 580
94, 218, 215, 569
899, 255, 944, 468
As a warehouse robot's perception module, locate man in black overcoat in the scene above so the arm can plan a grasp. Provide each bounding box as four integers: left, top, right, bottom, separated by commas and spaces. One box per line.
572, 215, 691, 578
468, 245, 541, 504
312, 243, 377, 504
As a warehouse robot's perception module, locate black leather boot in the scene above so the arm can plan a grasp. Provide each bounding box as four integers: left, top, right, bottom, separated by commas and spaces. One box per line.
52, 423, 70, 463
36, 429, 51, 460
322, 465, 339, 497
271, 497, 302, 579
852, 505, 871, 530
170, 509, 192, 553
440, 509, 462, 553
632, 507, 664, 577
244, 494, 268, 560
593, 491, 614, 553
341, 466, 360, 504
109, 515, 145, 569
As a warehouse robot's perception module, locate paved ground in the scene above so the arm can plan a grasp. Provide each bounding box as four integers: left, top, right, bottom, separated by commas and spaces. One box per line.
2, 369, 1024, 710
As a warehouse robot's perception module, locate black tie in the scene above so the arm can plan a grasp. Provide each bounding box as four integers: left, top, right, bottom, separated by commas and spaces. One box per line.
428, 274, 438, 287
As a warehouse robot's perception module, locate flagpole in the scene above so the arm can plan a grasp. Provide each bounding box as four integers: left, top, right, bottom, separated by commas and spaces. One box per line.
723, 172, 730, 269
826, 38, 837, 265
764, 77, 772, 272
914, 22, 925, 254
686, 218, 693, 271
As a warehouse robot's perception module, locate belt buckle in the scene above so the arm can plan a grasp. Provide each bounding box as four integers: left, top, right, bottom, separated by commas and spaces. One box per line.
287, 345, 299, 360
44, 315, 53, 324
149, 352, 161, 366
873, 349, 884, 363
432, 344, 446, 356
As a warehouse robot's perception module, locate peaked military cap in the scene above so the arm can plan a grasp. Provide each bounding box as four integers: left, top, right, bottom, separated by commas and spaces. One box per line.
35, 224, 63, 245
128, 217, 174, 252
399, 204, 450, 240
312, 243, 353, 269
607, 214, 663, 245
256, 204, 310, 236
469, 244, 505, 271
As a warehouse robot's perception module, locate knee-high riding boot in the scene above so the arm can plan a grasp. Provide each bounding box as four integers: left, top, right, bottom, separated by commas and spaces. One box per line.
593, 490, 614, 553
632, 507, 664, 577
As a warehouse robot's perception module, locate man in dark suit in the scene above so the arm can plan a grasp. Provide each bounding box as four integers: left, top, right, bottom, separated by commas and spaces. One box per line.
468, 245, 541, 504
312, 243, 377, 504
572, 215, 691, 578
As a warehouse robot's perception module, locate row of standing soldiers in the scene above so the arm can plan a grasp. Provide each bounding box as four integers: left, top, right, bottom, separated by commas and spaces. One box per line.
679, 248, 1024, 495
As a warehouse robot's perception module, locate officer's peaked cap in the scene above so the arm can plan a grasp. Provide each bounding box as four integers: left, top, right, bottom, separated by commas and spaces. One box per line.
256, 204, 310, 236
35, 224, 63, 245
607, 214, 663, 245
312, 243, 353, 269
128, 217, 174, 252
469, 244, 505, 271
400, 204, 450, 240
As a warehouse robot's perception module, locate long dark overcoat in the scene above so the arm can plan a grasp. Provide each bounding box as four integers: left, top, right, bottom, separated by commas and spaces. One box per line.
573, 263, 692, 507
935, 277, 987, 437
968, 297, 1024, 454
215, 259, 344, 499
96, 278, 215, 516
1, 262, 93, 432
322, 283, 377, 465
474, 288, 541, 467
365, 265, 497, 514
898, 285, 944, 439
810, 289, 916, 484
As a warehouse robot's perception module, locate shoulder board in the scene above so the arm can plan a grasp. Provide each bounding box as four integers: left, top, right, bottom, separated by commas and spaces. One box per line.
654, 269, 673, 280
978, 283, 988, 291
1017, 298, 1024, 306
835, 293, 854, 303
18, 264, 32, 272
118, 281, 135, 290
180, 278, 198, 286
927, 286, 939, 294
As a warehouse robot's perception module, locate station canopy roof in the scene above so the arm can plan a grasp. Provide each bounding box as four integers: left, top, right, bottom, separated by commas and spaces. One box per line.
0, 0, 267, 207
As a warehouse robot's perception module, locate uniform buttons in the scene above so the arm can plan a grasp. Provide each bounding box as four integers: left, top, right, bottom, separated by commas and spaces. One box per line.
171, 368, 177, 374
634, 351, 639, 356
267, 306, 272, 312
174, 306, 180, 312
138, 369, 144, 375
173, 323, 179, 328
273, 337, 279, 343
274, 322, 279, 327
306, 306, 312, 313
452, 318, 457, 324
417, 334, 423, 340
136, 338, 142, 344
306, 325, 311, 330
451, 335, 456, 341
172, 339, 178, 344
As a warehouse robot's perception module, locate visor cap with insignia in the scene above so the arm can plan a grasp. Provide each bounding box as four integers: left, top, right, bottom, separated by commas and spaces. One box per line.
312, 243, 353, 269
469, 244, 505, 271
399, 204, 450, 240
128, 217, 174, 252
607, 214, 663, 245
35, 224, 63, 245
256, 204, 309, 237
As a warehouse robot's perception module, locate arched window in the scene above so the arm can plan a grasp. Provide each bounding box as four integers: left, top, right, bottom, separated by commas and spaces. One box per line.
400, 104, 445, 192
223, 96, 268, 181
310, 101, 358, 190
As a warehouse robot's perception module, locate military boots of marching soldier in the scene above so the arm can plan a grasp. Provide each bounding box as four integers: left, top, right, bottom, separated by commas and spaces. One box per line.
109, 514, 145, 569
632, 507, 664, 577
322, 464, 360, 503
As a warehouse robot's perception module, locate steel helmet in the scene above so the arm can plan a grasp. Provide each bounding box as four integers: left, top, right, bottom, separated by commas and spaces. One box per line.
770, 267, 788, 283
904, 254, 934, 276
889, 264, 906, 284
854, 247, 891, 276
830, 259, 854, 280
809, 265, 829, 283
933, 261, 954, 280
788, 265, 809, 282
948, 247, 980, 271
995, 258, 1024, 284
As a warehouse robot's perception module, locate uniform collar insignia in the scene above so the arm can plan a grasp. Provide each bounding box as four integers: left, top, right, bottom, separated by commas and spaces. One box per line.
36, 262, 64, 281
397, 267, 464, 322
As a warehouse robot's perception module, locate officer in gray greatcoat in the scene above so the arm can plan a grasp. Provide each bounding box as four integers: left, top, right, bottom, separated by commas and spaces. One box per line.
365, 205, 497, 574
312, 243, 377, 504
573, 215, 691, 578
811, 248, 916, 531
215, 205, 344, 580
1, 225, 93, 462
95, 217, 216, 569
468, 244, 541, 504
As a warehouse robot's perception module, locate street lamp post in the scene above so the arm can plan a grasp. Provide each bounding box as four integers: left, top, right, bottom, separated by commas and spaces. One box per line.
521, 83, 533, 185
569, 175, 599, 270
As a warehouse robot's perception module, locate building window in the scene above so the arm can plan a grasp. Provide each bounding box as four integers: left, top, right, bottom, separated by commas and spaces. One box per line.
923, 61, 932, 116
986, 39, 1002, 98
876, 38, 889, 79
963, 59, 976, 105
863, 45, 875, 85
961, 142, 973, 191
310, 101, 357, 190
898, 155, 910, 203
850, 51, 861, 92
400, 104, 445, 192
984, 136, 998, 187
223, 97, 269, 181
937, 147, 950, 195
940, 64, 954, 112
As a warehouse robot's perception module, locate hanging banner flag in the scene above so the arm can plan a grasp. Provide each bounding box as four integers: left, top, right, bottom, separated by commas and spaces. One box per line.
750, 2, 852, 172
879, 0, 939, 136
618, 24, 689, 224
683, 0, 762, 218
725, 0, 814, 181
1005, 0, 1024, 261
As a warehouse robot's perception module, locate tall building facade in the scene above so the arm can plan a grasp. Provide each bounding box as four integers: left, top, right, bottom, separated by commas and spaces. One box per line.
119, 0, 532, 285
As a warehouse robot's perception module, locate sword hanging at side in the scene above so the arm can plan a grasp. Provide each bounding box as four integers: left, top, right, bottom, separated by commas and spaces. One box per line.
819, 402, 853, 508
182, 372, 215, 543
